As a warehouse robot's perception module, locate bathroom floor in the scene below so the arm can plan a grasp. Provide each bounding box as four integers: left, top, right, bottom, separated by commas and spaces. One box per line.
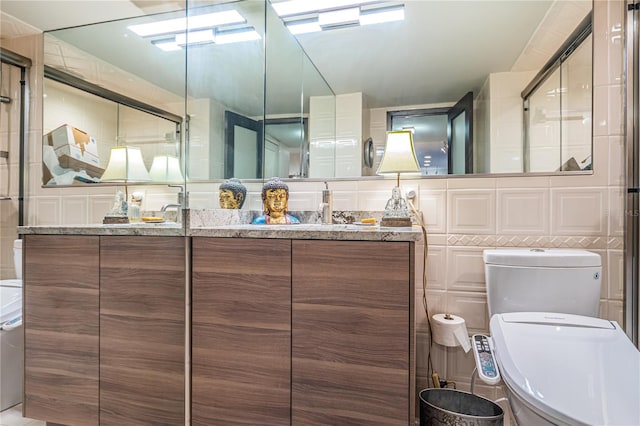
0, 405, 43, 426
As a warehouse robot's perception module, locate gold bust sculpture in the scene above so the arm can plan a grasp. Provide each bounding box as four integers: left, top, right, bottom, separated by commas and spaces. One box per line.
218, 178, 246, 209
252, 177, 300, 224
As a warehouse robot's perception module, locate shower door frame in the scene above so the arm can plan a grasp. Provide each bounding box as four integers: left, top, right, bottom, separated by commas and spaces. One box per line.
0, 48, 31, 228
625, 0, 640, 346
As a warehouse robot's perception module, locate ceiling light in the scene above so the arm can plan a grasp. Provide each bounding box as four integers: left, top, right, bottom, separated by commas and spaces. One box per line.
152, 39, 182, 51
128, 10, 245, 37
272, 0, 378, 17
188, 10, 245, 29
360, 5, 405, 26
318, 7, 360, 27
175, 30, 215, 45
287, 21, 322, 35
215, 28, 261, 45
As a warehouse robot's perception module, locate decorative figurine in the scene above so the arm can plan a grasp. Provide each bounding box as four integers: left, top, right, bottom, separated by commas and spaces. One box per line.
103, 190, 129, 224
380, 186, 412, 227
252, 177, 300, 224
219, 178, 247, 209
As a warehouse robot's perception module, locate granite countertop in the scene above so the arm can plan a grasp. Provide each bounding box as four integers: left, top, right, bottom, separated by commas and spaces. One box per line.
189, 223, 422, 242
18, 222, 185, 236
18, 209, 423, 242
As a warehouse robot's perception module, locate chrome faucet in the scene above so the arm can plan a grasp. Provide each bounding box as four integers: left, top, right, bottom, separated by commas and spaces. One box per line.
161, 203, 181, 212
161, 184, 188, 223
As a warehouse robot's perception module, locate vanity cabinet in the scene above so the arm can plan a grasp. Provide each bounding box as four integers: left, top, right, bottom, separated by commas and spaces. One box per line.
99, 236, 185, 426
23, 235, 100, 426
191, 237, 415, 425
291, 240, 414, 425
23, 234, 185, 426
191, 238, 291, 425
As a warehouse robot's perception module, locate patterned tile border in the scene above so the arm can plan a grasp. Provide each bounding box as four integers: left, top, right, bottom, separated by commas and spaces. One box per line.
445, 234, 624, 250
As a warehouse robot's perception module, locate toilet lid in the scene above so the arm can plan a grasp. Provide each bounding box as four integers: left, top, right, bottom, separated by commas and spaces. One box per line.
490, 312, 640, 426
0, 286, 22, 324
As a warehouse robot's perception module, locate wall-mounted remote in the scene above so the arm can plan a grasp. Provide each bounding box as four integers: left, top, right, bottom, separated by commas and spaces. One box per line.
472, 334, 501, 385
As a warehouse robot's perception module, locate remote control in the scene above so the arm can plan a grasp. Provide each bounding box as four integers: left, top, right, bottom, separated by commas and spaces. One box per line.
472, 334, 501, 385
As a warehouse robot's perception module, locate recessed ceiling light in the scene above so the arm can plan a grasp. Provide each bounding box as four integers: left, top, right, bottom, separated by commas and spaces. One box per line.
175, 30, 215, 45
128, 10, 245, 37
272, 0, 379, 17
215, 29, 262, 45
152, 39, 182, 51
360, 5, 405, 26
287, 21, 323, 35
318, 7, 360, 27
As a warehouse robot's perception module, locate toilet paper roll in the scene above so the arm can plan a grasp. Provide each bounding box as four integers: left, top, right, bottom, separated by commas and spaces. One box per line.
431, 313, 471, 353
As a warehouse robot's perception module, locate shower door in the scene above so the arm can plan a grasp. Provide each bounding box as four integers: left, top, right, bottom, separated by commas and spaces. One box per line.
626, 0, 640, 346
0, 49, 29, 281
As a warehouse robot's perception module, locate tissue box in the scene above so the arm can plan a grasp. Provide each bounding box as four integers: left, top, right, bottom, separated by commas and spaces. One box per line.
45, 124, 104, 178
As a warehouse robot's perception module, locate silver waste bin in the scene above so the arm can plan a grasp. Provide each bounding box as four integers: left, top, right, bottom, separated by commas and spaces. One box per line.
420, 388, 504, 426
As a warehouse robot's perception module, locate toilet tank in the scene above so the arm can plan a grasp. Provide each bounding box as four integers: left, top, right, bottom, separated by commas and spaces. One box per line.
13, 239, 22, 280
483, 249, 601, 318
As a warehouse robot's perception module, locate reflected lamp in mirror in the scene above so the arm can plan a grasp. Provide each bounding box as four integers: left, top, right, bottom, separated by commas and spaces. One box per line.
376, 130, 420, 227
149, 155, 184, 183
101, 146, 151, 223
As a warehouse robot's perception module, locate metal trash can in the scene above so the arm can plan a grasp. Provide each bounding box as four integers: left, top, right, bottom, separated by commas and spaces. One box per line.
420, 388, 504, 426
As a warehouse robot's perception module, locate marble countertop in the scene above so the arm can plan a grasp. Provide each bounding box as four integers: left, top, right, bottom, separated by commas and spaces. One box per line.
18, 222, 185, 236
19, 222, 422, 242
189, 223, 422, 242
19, 209, 423, 242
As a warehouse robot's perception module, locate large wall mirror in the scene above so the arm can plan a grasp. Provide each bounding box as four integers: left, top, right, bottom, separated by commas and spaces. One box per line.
41, 0, 592, 186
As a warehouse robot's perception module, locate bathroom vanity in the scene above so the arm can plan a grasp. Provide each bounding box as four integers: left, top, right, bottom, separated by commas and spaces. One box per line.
21, 227, 185, 426
20, 221, 420, 425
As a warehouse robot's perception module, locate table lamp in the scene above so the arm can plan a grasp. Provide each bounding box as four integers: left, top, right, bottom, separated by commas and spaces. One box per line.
149, 155, 184, 182
376, 130, 420, 227
100, 146, 151, 223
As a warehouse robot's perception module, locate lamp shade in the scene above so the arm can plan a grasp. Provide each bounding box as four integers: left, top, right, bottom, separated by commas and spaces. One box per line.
100, 146, 151, 182
149, 155, 184, 182
376, 130, 420, 174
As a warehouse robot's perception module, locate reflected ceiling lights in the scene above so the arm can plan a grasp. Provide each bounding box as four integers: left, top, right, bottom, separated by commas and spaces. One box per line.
128, 9, 260, 50
272, 1, 405, 35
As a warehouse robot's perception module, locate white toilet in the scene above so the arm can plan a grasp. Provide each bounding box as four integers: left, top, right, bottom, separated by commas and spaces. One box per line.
0, 239, 23, 411
483, 248, 640, 426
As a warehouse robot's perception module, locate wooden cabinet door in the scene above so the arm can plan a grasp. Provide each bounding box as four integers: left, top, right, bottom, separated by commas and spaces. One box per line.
99, 236, 185, 426
23, 235, 100, 426
292, 240, 414, 425
192, 238, 291, 426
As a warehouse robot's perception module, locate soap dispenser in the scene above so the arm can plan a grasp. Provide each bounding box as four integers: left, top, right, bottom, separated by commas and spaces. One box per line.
321, 182, 333, 224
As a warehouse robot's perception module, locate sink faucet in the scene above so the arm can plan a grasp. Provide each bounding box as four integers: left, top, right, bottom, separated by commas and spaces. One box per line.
161, 184, 188, 223
161, 203, 181, 212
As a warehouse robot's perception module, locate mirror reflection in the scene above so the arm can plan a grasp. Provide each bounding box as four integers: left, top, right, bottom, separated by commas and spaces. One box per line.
41, 0, 592, 186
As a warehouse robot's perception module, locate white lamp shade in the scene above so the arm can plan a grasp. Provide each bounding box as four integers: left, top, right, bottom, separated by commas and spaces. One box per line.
149, 155, 184, 182
376, 130, 420, 174
100, 146, 151, 182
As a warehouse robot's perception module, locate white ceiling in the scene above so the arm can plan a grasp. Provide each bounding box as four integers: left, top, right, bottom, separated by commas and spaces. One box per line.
1, 0, 591, 110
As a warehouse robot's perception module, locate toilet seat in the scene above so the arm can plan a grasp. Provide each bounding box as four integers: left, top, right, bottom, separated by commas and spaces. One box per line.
490, 312, 640, 426
0, 286, 21, 324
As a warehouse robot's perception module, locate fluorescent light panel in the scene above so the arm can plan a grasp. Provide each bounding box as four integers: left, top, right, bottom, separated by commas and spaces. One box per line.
175, 29, 215, 45
360, 5, 404, 25
128, 10, 245, 37
287, 21, 322, 35
215, 29, 261, 44
152, 39, 181, 51
318, 7, 360, 27
285, 4, 405, 35
272, 0, 378, 17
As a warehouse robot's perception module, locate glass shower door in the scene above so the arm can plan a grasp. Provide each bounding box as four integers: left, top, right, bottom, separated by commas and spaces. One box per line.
0, 55, 27, 282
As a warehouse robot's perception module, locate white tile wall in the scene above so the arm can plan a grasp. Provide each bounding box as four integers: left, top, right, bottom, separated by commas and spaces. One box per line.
550, 187, 608, 236
447, 190, 496, 234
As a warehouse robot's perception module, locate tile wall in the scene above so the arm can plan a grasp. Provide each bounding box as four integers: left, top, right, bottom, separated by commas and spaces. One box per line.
2, 0, 627, 419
